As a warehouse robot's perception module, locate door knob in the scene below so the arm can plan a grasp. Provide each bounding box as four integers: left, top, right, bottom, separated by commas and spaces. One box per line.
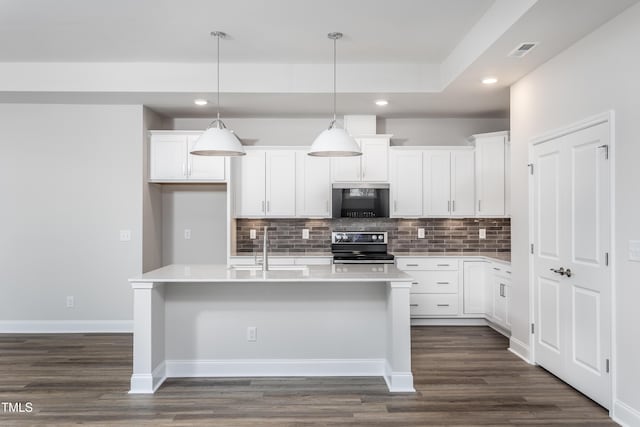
550, 267, 566, 276
564, 268, 572, 278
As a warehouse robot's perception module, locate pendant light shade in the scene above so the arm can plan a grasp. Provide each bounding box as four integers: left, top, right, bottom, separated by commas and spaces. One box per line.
309, 32, 361, 157
190, 31, 245, 157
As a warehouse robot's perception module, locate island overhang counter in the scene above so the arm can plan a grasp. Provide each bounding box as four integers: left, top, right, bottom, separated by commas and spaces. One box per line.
129, 264, 415, 394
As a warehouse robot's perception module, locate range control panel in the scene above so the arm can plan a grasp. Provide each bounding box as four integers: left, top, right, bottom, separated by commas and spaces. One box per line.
331, 231, 388, 244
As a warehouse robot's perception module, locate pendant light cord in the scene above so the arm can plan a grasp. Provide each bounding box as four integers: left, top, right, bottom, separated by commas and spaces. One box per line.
333, 36, 337, 124
216, 32, 221, 123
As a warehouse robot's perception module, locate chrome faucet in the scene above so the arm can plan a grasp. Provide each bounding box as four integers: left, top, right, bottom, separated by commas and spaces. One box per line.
262, 226, 269, 271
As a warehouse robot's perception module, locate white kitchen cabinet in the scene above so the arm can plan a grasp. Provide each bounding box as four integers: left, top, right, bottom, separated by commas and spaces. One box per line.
331, 136, 390, 182
390, 150, 422, 217
463, 261, 486, 314
233, 150, 296, 218
487, 263, 512, 330
296, 152, 331, 217
149, 132, 226, 182
423, 149, 475, 217
472, 131, 508, 216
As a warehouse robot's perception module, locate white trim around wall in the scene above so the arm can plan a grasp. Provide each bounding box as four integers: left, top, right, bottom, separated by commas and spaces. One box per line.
613, 399, 640, 427
0, 320, 133, 333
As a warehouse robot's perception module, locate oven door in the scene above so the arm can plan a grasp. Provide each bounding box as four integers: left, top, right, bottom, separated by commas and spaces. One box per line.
332, 183, 389, 218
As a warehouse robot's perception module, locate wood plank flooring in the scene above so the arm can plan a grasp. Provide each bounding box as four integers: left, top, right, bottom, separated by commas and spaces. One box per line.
0, 326, 614, 426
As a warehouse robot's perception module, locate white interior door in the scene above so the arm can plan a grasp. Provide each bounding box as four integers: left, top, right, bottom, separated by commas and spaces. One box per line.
533, 121, 611, 408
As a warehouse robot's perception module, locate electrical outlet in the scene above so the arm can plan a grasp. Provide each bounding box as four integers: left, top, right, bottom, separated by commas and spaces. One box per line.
302, 229, 310, 239
417, 228, 425, 239
247, 326, 257, 342
629, 240, 640, 262
66, 296, 74, 308
184, 229, 191, 240
250, 229, 257, 239
119, 229, 131, 241
479, 228, 487, 239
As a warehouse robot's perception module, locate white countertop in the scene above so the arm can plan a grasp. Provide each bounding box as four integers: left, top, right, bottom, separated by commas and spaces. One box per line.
392, 251, 511, 264
130, 264, 414, 284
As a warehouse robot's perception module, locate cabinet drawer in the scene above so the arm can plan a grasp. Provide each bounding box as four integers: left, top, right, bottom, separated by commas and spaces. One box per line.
410, 294, 459, 316
410, 271, 458, 293
397, 258, 458, 271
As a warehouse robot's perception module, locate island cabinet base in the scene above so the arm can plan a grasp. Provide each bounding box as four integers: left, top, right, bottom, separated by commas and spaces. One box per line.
129, 279, 414, 393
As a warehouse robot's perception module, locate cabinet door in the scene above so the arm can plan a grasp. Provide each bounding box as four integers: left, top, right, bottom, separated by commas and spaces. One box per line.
360, 138, 389, 182
296, 152, 331, 217
149, 134, 187, 180
390, 150, 422, 217
234, 151, 266, 217
331, 154, 361, 182
266, 151, 296, 217
463, 261, 486, 314
186, 135, 226, 181
451, 150, 475, 216
476, 136, 505, 216
492, 278, 508, 326
423, 151, 451, 216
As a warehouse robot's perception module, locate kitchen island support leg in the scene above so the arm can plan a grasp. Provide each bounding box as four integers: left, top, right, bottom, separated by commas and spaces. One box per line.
129, 282, 166, 394
385, 281, 415, 392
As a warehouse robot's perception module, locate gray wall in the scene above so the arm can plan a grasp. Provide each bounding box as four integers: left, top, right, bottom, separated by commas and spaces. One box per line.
173, 117, 509, 146
510, 2, 640, 419
0, 104, 143, 322
161, 185, 227, 265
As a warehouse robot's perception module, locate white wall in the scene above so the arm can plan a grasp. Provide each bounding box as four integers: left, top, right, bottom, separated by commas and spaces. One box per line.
173, 117, 509, 146
510, 3, 640, 423
0, 104, 144, 327
161, 185, 227, 265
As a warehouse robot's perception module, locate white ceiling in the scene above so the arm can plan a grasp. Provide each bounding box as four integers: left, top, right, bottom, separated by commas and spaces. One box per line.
0, 0, 637, 118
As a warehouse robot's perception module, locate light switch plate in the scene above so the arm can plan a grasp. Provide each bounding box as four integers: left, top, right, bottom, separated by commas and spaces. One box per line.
250, 229, 257, 239
479, 229, 487, 239
629, 240, 640, 262
184, 229, 191, 240
119, 230, 131, 241
302, 229, 310, 239
417, 228, 425, 239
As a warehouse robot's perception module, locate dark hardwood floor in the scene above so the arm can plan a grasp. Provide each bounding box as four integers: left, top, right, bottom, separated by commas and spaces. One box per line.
0, 326, 614, 426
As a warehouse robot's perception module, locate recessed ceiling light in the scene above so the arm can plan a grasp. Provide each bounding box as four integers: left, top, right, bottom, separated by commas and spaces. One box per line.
375, 99, 389, 106
194, 99, 208, 106
482, 77, 498, 85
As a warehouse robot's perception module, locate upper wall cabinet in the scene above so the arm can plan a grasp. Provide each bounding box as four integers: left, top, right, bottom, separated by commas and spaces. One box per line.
390, 149, 423, 217
149, 132, 226, 182
233, 150, 296, 218
471, 131, 509, 217
331, 136, 391, 183
296, 152, 332, 217
423, 149, 475, 217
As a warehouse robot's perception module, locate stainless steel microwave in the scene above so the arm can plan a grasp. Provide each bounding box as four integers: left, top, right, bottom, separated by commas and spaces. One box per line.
331, 183, 390, 219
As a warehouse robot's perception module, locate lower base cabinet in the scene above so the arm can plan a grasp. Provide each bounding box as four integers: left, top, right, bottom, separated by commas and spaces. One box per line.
398, 256, 511, 334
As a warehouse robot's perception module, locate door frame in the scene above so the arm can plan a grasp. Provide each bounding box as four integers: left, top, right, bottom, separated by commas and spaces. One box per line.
527, 110, 616, 412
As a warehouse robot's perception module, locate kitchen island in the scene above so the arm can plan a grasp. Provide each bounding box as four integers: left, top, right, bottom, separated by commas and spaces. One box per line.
128, 264, 415, 394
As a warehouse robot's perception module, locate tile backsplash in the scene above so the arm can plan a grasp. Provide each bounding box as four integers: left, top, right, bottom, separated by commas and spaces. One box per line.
235, 218, 510, 254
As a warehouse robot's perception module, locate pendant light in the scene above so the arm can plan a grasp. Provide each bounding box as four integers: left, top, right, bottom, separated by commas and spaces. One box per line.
309, 32, 361, 157
190, 31, 245, 157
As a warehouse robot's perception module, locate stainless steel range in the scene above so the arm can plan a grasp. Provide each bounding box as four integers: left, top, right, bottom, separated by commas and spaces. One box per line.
331, 231, 395, 264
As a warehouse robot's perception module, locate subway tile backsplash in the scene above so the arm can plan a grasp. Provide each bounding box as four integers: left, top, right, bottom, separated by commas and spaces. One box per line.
235, 218, 510, 254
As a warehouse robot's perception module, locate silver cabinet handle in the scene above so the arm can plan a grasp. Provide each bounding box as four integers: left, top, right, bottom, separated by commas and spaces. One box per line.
266, 201, 270, 212
411, 282, 419, 285
326, 200, 329, 213
452, 200, 455, 212
437, 264, 450, 267
410, 304, 419, 307
447, 200, 451, 212
436, 282, 450, 285
493, 267, 501, 271
406, 264, 419, 267
262, 201, 265, 213
478, 200, 482, 212
437, 304, 450, 307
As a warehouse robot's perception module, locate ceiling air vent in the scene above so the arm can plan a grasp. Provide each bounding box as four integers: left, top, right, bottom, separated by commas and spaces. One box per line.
508, 42, 539, 58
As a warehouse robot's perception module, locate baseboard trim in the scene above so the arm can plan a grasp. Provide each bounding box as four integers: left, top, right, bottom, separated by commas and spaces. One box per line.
383, 361, 415, 392
411, 318, 487, 326
508, 336, 533, 364
129, 362, 166, 394
165, 358, 386, 378
0, 320, 133, 333
613, 399, 640, 427
485, 321, 510, 338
